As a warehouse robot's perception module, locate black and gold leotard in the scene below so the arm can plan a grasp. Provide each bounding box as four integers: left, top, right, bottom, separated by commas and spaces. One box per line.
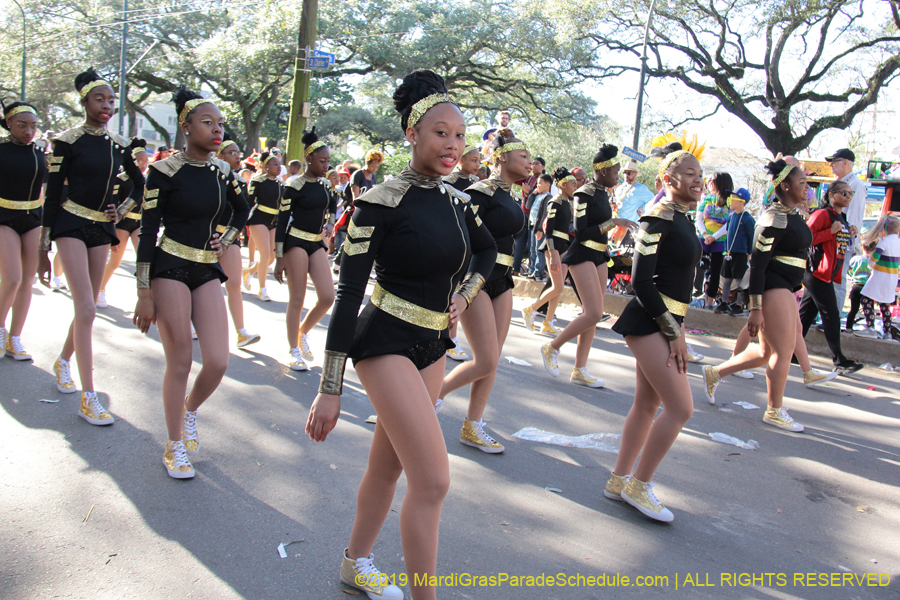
542, 193, 573, 255
275, 174, 336, 257
443, 171, 478, 193
466, 176, 525, 299
246, 173, 283, 229
0, 135, 47, 235
562, 181, 615, 266
749, 202, 812, 299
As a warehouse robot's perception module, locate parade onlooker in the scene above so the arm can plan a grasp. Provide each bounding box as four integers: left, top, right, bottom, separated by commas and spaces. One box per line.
572, 168, 588, 189
826, 148, 867, 312
615, 160, 654, 223
715, 188, 754, 314
284, 159, 302, 184
527, 174, 553, 280
350, 150, 382, 199
855, 215, 900, 340
845, 240, 876, 331
695, 172, 732, 307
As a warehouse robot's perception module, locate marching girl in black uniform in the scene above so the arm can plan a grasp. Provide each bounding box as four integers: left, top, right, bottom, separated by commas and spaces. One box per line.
272, 128, 336, 371
438, 128, 528, 454
37, 68, 144, 425
606, 149, 703, 523
0, 101, 46, 362
97, 139, 149, 309
305, 70, 496, 600
443, 144, 482, 361
521, 166, 576, 336
243, 151, 283, 301
133, 87, 250, 479
702, 159, 811, 433
538, 145, 637, 388
216, 134, 260, 349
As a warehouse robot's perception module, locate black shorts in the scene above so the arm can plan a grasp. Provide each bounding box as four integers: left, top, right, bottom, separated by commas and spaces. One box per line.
116, 217, 141, 234
246, 210, 278, 229
483, 274, 514, 300
611, 298, 686, 338
352, 338, 449, 371
154, 263, 222, 291
285, 237, 327, 257
721, 253, 748, 282
55, 224, 117, 248
0, 213, 41, 236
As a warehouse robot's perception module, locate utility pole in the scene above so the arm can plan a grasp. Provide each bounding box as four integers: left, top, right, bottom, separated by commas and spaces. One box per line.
117, 0, 129, 135
632, 0, 660, 150
285, 0, 318, 162
11, 0, 25, 100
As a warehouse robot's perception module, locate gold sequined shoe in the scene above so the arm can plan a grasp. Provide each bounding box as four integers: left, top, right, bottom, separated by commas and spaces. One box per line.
541, 342, 559, 377
702, 365, 721, 404
686, 344, 705, 363
300, 332, 314, 361
0, 326, 7, 359
7, 335, 32, 360
521, 304, 536, 331
446, 340, 469, 361
460, 419, 505, 453
182, 405, 199, 455
540, 318, 562, 336
803, 369, 837, 388
603, 473, 631, 501
163, 440, 195, 479
54, 357, 78, 394
258, 287, 272, 302
763, 406, 804, 432
288, 347, 308, 371
621, 477, 674, 522
241, 265, 252, 291
339, 549, 404, 600
78, 391, 114, 426
570, 367, 605, 388
236, 328, 261, 348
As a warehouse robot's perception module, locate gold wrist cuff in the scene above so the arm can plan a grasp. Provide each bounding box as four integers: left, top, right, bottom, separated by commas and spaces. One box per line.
115, 197, 137, 221
275, 242, 284, 258
456, 272, 486, 308
749, 294, 763, 311
39, 227, 52, 252
654, 311, 682, 341
318, 350, 347, 395
136, 262, 151, 289
599, 219, 617, 234
219, 226, 239, 247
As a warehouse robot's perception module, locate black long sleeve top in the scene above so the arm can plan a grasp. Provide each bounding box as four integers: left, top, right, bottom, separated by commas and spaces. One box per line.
43, 125, 144, 239
246, 174, 283, 225
749, 202, 812, 295
443, 171, 478, 193
138, 153, 249, 277
466, 176, 525, 281
325, 165, 497, 362
574, 182, 614, 245
543, 193, 573, 253
276, 174, 336, 243
217, 177, 246, 230
0, 136, 47, 224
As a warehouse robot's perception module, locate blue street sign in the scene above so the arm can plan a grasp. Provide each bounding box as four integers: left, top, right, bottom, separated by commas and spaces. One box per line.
311, 49, 335, 65
307, 56, 330, 70
622, 147, 647, 162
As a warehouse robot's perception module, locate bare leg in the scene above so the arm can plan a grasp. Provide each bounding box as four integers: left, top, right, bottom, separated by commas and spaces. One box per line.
731, 324, 753, 357
574, 326, 596, 369
439, 291, 499, 401
247, 231, 257, 266
248, 225, 272, 291
793, 320, 813, 373
615, 333, 694, 482
532, 255, 566, 320
283, 247, 310, 348
466, 291, 512, 421
152, 278, 194, 441
10, 227, 40, 336
53, 253, 64, 278
350, 355, 449, 600
186, 281, 230, 411
759, 290, 800, 409
550, 262, 606, 351
298, 248, 335, 334
57, 239, 109, 391
99, 229, 131, 292
0, 226, 24, 327
219, 243, 246, 331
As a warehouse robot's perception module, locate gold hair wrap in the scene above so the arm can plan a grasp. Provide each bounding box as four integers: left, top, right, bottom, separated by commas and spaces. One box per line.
178, 99, 214, 126
771, 165, 794, 187
593, 157, 619, 171
304, 140, 326, 158
131, 147, 147, 160
491, 142, 528, 163
218, 140, 236, 153
407, 93, 453, 129
463, 145, 479, 156
657, 150, 691, 178
556, 175, 575, 186
263, 154, 278, 165
79, 80, 112, 99
5, 106, 36, 119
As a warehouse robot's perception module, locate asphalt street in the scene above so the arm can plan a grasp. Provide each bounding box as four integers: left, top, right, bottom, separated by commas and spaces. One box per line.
1, 249, 898, 600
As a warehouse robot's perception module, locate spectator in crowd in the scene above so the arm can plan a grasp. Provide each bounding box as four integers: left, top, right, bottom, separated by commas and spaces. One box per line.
826, 148, 866, 312
337, 168, 350, 190
350, 149, 383, 199
572, 168, 588, 189
715, 188, 755, 314
695, 172, 733, 308
527, 174, 554, 280
497, 110, 511, 129
615, 160, 654, 223
285, 159, 303, 184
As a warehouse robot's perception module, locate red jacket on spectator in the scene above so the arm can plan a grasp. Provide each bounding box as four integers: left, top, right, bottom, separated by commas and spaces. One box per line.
808, 207, 852, 284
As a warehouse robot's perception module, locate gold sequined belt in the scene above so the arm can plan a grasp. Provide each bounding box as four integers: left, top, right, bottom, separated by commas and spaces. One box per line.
370, 283, 449, 331
61, 199, 110, 222
581, 239, 608, 252
0, 197, 41, 210
125, 212, 141, 221
496, 253, 514, 267
552, 231, 568, 240
289, 227, 323, 242
216, 224, 227, 234
659, 293, 689, 317
254, 204, 279, 215
158, 235, 218, 264
774, 255, 806, 269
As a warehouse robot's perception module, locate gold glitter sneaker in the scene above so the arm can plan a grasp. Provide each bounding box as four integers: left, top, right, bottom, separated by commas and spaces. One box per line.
54, 357, 78, 394
300, 332, 314, 361
446, 341, 469, 361
0, 326, 7, 359
78, 391, 114, 426
621, 477, 674, 522
288, 347, 308, 371
803, 369, 837, 388
521, 304, 536, 331
603, 473, 631, 501
541, 342, 560, 377
686, 344, 705, 363
339, 549, 404, 600
702, 365, 721, 404
570, 367, 604, 388
241, 265, 252, 290
163, 440, 195, 479
182, 405, 199, 455
460, 419, 505, 453
763, 406, 804, 432
236, 328, 260, 348
540, 319, 562, 336
258, 287, 272, 302
6, 335, 32, 361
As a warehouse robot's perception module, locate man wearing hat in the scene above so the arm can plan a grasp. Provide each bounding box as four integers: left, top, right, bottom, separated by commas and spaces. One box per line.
614, 160, 654, 223
826, 148, 867, 311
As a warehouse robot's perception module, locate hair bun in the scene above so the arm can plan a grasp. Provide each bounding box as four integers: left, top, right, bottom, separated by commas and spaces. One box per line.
552, 166, 571, 182
392, 70, 448, 130
129, 137, 147, 149
171, 84, 203, 118
301, 126, 319, 147
649, 141, 683, 158
495, 127, 514, 141
74, 67, 103, 92
765, 159, 788, 177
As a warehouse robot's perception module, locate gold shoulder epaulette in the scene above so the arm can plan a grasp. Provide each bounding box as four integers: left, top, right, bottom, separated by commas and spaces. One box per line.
357, 178, 413, 208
